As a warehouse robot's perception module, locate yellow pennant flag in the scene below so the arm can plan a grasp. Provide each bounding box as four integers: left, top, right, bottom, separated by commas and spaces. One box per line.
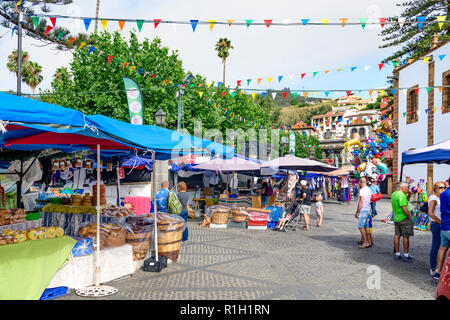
437, 16, 446, 30
78, 41, 86, 50
313, 92, 317, 96
321, 19, 328, 26
227, 19, 234, 27
207, 82, 212, 88
199, 92, 204, 98
257, 78, 262, 85
130, 66, 136, 72
337, 68, 343, 72
433, 107, 436, 113
389, 114, 392, 119
101, 19, 108, 30
251, 92, 256, 100
209, 20, 216, 31
268, 77, 273, 84
379, 90, 385, 96
424, 56, 431, 64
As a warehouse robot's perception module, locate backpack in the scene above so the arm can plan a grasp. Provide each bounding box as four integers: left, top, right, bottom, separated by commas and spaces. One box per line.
168, 191, 182, 215
266, 184, 274, 196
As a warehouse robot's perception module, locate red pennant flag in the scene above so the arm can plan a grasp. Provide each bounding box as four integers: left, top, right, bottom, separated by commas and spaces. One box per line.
346, 90, 352, 97
264, 20, 272, 28
44, 25, 53, 36
415, 88, 419, 95
301, 73, 306, 80
282, 92, 287, 99
237, 80, 241, 87
107, 55, 113, 64
68, 37, 76, 45
221, 92, 226, 97
378, 63, 384, 70
154, 19, 162, 28
379, 18, 387, 28
50, 17, 56, 27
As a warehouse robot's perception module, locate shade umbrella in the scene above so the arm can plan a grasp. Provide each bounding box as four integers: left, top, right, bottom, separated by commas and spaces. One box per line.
194, 157, 261, 172
325, 165, 355, 177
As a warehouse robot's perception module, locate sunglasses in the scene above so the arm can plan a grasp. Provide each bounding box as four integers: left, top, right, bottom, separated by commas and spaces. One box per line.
438, 186, 446, 189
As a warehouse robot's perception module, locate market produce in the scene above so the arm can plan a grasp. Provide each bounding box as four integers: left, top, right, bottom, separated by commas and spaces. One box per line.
41, 203, 97, 215
102, 205, 133, 217
0, 226, 65, 246
78, 222, 126, 249
0, 209, 27, 226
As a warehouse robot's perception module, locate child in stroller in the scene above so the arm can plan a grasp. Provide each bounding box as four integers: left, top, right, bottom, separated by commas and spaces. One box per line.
273, 199, 303, 232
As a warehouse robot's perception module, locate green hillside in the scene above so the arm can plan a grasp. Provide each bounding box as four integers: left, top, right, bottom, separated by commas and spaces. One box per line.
276, 101, 336, 127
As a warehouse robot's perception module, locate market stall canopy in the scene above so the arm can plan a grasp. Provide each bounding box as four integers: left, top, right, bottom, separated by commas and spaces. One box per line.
261, 155, 337, 173
0, 92, 234, 159
325, 165, 355, 177
193, 156, 261, 172
402, 139, 450, 165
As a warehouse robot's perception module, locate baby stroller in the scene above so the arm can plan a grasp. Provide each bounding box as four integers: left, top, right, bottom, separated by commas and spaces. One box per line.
273, 199, 303, 232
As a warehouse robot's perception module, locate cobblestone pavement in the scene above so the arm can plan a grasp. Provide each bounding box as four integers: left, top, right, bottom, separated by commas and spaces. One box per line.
61, 199, 438, 300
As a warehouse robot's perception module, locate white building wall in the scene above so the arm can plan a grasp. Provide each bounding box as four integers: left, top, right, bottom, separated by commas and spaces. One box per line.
398, 42, 450, 183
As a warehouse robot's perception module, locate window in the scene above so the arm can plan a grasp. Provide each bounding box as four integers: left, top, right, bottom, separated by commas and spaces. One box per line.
442, 70, 450, 114
359, 128, 366, 137
407, 85, 419, 124
351, 128, 357, 136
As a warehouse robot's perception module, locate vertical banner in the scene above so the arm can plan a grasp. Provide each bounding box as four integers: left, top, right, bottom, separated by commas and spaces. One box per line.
123, 77, 144, 125
289, 130, 296, 155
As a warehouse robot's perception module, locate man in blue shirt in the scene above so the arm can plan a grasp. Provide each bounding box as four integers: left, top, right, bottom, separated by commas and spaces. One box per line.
435, 178, 450, 280
155, 180, 170, 213
369, 178, 380, 217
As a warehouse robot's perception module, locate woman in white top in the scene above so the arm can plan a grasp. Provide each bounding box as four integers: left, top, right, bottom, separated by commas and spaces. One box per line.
428, 181, 446, 276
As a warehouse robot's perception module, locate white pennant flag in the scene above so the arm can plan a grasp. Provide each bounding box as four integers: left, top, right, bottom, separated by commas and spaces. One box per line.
272, 92, 277, 99
364, 65, 371, 71
226, 81, 231, 87
398, 17, 406, 28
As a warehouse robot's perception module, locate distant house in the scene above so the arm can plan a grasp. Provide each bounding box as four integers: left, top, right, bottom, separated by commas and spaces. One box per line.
336, 94, 377, 111
392, 36, 450, 190
291, 120, 317, 136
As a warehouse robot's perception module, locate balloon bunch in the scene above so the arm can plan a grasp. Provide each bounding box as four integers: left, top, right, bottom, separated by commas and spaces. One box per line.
344, 119, 397, 182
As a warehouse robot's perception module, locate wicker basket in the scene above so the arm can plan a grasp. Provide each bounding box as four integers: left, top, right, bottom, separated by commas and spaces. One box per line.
126, 231, 152, 241
158, 240, 182, 261
158, 227, 183, 244
211, 211, 230, 225
232, 208, 248, 223
157, 219, 184, 232
104, 227, 126, 248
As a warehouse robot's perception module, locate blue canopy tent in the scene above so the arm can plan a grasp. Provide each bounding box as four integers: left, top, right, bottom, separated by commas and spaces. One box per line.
399, 139, 450, 181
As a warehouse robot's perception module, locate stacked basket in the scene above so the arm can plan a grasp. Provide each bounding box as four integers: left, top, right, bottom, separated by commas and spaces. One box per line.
211, 206, 231, 225
157, 214, 185, 262
231, 207, 248, 223
92, 184, 106, 206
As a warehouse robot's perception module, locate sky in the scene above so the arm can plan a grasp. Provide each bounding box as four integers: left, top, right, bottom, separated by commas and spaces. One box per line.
0, 0, 404, 99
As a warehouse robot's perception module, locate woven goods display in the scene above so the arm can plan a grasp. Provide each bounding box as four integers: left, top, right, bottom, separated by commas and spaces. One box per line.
231, 207, 248, 223
211, 211, 230, 224
125, 216, 154, 261
152, 212, 185, 262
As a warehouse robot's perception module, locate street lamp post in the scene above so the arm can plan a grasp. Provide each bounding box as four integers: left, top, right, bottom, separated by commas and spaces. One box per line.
155, 108, 167, 126
177, 74, 194, 131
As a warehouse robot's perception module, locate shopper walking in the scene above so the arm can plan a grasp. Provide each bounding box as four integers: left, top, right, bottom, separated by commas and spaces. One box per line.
369, 177, 380, 217
355, 177, 372, 249
391, 182, 414, 261
177, 181, 190, 242
299, 180, 312, 230
155, 180, 170, 213
435, 178, 450, 280
428, 181, 445, 277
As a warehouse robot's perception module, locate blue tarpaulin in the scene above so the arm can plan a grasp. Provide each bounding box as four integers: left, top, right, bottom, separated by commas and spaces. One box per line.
401, 139, 450, 165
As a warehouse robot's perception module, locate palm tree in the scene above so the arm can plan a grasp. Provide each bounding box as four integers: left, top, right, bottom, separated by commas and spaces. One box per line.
54, 67, 72, 82
6, 49, 30, 79
24, 61, 43, 95
215, 38, 233, 84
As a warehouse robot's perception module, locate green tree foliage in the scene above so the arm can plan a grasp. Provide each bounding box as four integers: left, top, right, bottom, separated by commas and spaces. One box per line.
379, 0, 450, 64
280, 131, 323, 160
24, 61, 43, 94
6, 49, 43, 94
1, 0, 90, 50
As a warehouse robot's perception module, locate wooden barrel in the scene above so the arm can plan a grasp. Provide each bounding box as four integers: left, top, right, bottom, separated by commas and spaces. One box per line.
157, 224, 184, 261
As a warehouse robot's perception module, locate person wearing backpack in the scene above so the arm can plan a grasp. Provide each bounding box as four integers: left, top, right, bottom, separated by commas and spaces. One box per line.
177, 182, 189, 242
155, 181, 170, 213
428, 181, 446, 278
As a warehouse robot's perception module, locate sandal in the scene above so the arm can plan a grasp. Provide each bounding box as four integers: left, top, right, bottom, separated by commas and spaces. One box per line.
302, 226, 309, 230
359, 244, 371, 249
358, 241, 363, 245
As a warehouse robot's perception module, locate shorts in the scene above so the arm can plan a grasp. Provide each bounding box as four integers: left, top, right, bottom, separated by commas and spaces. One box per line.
394, 218, 414, 237
315, 210, 322, 216
300, 205, 311, 215
358, 210, 371, 229
441, 230, 450, 247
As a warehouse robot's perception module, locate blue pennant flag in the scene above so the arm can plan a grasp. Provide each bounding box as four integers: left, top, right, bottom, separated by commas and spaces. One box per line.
325, 91, 330, 97
88, 46, 96, 54
301, 19, 310, 25
218, 82, 222, 88
11, 27, 17, 38
417, 16, 426, 30
278, 75, 283, 83
138, 68, 143, 75
439, 54, 447, 61
262, 92, 266, 98
346, 120, 349, 124
351, 67, 357, 72
391, 89, 396, 95
425, 109, 428, 114
84, 19, 92, 32
190, 20, 198, 32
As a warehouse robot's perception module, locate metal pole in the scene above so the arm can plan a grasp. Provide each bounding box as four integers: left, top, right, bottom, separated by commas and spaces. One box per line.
95, 144, 101, 286
399, 164, 404, 183
152, 150, 158, 261
17, 11, 22, 96
116, 161, 121, 206
177, 88, 183, 131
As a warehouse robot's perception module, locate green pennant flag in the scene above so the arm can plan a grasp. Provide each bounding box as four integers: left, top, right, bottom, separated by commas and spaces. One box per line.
360, 18, 368, 30
313, 72, 318, 77
246, 20, 254, 28
247, 79, 251, 86
189, 84, 194, 88
57, 30, 65, 40
115, 58, 121, 67
392, 61, 400, 67
232, 92, 236, 98
403, 112, 406, 117
32, 16, 40, 29
426, 87, 431, 94
136, 20, 144, 32
293, 92, 297, 100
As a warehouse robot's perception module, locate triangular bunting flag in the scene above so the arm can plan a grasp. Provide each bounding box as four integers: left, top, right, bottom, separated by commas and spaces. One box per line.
301, 19, 310, 25
304, 92, 309, 99
57, 30, 65, 40
227, 19, 234, 27
246, 20, 254, 28
337, 68, 343, 72
118, 20, 125, 31
439, 87, 443, 93
257, 78, 262, 85
49, 17, 56, 27
301, 73, 306, 80
379, 17, 387, 28
346, 90, 351, 97
282, 92, 287, 99
32, 16, 40, 29
222, 91, 226, 97
351, 67, 357, 72
379, 90, 385, 96
44, 25, 53, 36
313, 72, 318, 77
78, 41, 86, 50
424, 56, 431, 64
232, 92, 236, 98
262, 92, 266, 98
439, 54, 446, 61
325, 91, 330, 97
391, 89, 396, 95
264, 20, 272, 28
272, 92, 277, 99
398, 17, 406, 28
218, 82, 222, 88
88, 46, 96, 54
278, 75, 283, 83
236, 80, 241, 87
360, 18, 368, 30
426, 87, 431, 94
415, 88, 419, 95
408, 59, 415, 64
417, 16, 426, 30
378, 63, 384, 70
101, 19, 108, 31
251, 92, 256, 100
324, 70, 330, 74
208, 20, 216, 31
107, 55, 113, 64
122, 62, 129, 70
11, 27, 16, 38
321, 19, 328, 26
83, 19, 91, 32
340, 18, 348, 27
437, 16, 446, 30
393, 61, 400, 67
268, 77, 273, 84
293, 92, 297, 99
368, 90, 373, 96
425, 108, 429, 114
247, 79, 252, 86
154, 19, 162, 28
199, 92, 204, 98
433, 107, 436, 113
136, 20, 144, 32
190, 20, 198, 32
68, 37, 76, 45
